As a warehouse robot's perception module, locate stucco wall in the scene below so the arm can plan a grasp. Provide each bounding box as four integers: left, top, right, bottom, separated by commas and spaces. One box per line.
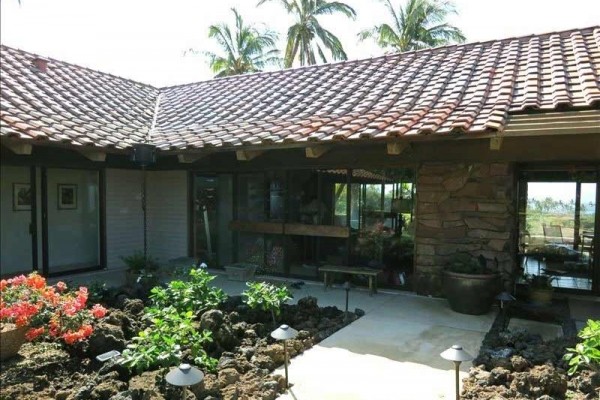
414, 162, 516, 296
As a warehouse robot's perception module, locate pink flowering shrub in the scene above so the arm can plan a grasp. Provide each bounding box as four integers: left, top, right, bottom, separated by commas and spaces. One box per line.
0, 272, 106, 344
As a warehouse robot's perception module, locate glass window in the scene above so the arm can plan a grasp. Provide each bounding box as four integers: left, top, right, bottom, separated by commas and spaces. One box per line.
194, 175, 233, 267
0, 166, 33, 276
47, 168, 99, 273
518, 170, 596, 291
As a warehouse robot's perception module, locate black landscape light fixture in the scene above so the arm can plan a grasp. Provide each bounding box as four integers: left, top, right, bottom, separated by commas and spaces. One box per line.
271, 324, 298, 388
495, 291, 515, 327
165, 363, 204, 400
344, 281, 351, 322
440, 344, 473, 400
130, 143, 157, 268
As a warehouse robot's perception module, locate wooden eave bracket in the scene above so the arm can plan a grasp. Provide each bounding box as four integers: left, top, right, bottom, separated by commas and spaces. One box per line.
177, 153, 205, 164
77, 148, 106, 162
5, 142, 32, 155
305, 145, 330, 159
489, 136, 504, 151
236, 149, 264, 161
387, 142, 408, 155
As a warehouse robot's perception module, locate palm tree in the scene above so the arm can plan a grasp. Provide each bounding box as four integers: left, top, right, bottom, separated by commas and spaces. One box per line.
359, 0, 465, 52
204, 8, 280, 78
258, 0, 356, 68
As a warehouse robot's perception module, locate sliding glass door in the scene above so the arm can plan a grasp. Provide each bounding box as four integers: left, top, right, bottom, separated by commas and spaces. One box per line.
46, 168, 100, 274
0, 165, 35, 276
518, 169, 598, 292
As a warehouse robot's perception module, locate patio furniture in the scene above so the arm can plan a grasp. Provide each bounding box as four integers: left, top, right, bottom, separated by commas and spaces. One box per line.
543, 224, 564, 245
319, 265, 380, 296
580, 231, 595, 267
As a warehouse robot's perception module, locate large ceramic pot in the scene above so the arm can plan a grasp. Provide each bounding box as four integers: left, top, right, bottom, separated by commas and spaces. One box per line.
0, 324, 28, 361
443, 271, 500, 315
529, 288, 554, 305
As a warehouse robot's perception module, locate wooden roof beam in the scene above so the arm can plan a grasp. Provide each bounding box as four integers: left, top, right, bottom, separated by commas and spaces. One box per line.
490, 136, 503, 151
177, 153, 205, 163
77, 148, 106, 162
305, 145, 330, 159
5, 142, 32, 155
236, 149, 264, 161
387, 142, 408, 155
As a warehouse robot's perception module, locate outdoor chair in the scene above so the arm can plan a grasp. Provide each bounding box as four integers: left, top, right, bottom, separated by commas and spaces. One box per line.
580, 231, 595, 267
543, 224, 564, 245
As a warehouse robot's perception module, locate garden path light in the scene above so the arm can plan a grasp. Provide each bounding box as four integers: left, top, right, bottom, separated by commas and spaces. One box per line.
271, 324, 298, 388
440, 344, 473, 400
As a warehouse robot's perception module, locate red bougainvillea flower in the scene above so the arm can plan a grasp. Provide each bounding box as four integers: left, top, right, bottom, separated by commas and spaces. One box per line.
25, 327, 45, 341
91, 304, 107, 319
0, 272, 107, 345
55, 281, 67, 292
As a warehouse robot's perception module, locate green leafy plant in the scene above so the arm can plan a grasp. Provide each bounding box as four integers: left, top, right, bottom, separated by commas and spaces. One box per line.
242, 281, 292, 325
120, 307, 216, 373
149, 267, 227, 314
121, 251, 160, 274
564, 319, 600, 375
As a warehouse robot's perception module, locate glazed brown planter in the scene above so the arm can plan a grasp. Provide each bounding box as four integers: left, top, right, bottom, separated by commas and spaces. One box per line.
0, 324, 28, 361
529, 288, 553, 305
443, 270, 500, 315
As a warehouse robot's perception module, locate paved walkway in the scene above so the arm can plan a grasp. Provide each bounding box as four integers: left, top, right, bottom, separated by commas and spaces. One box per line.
212, 274, 496, 400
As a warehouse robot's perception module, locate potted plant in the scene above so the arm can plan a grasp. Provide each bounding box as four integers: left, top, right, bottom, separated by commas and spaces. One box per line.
121, 251, 160, 285
356, 223, 399, 268
525, 274, 555, 305
443, 254, 500, 315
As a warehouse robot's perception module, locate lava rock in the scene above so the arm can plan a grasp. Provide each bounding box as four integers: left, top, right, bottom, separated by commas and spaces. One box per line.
200, 309, 225, 332
121, 299, 144, 316
87, 322, 126, 357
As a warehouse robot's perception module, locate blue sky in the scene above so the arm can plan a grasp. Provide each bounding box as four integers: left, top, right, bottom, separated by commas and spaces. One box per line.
1, 0, 599, 86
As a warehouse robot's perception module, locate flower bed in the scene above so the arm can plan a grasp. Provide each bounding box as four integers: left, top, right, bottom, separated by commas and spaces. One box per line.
461, 313, 599, 399
0, 271, 359, 399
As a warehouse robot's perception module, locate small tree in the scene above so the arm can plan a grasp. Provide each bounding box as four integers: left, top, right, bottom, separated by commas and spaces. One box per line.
243, 281, 292, 325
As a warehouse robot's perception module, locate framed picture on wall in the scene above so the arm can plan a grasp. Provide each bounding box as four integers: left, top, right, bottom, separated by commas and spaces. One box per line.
57, 184, 77, 210
13, 183, 32, 211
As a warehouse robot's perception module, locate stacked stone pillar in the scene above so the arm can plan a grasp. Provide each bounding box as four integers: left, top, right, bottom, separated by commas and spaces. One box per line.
414, 162, 516, 296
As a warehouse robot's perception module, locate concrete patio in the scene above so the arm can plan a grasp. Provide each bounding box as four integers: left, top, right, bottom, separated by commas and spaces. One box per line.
212, 274, 496, 400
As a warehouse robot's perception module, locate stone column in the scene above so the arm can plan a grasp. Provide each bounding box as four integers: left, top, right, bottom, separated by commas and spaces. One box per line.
414, 162, 516, 296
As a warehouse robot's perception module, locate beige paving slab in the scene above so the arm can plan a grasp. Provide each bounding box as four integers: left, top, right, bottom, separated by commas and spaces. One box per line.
270, 286, 495, 400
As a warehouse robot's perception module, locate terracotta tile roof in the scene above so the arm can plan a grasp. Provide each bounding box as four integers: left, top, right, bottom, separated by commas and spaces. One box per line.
2, 26, 599, 151
0, 46, 159, 149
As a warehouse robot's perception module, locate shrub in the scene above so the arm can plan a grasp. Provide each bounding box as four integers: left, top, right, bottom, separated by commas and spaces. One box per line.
0, 273, 106, 344
243, 281, 292, 325
564, 319, 600, 375
121, 251, 160, 274
149, 267, 227, 314
120, 307, 216, 373
120, 268, 224, 373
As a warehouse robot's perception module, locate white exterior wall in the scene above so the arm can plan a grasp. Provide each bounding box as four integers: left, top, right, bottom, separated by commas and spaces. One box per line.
146, 170, 189, 263
105, 169, 143, 269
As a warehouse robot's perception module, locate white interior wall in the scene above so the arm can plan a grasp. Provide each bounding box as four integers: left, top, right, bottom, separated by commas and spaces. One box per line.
146, 170, 189, 263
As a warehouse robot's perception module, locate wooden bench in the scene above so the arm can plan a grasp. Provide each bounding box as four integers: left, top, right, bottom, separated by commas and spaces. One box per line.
319, 265, 381, 296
